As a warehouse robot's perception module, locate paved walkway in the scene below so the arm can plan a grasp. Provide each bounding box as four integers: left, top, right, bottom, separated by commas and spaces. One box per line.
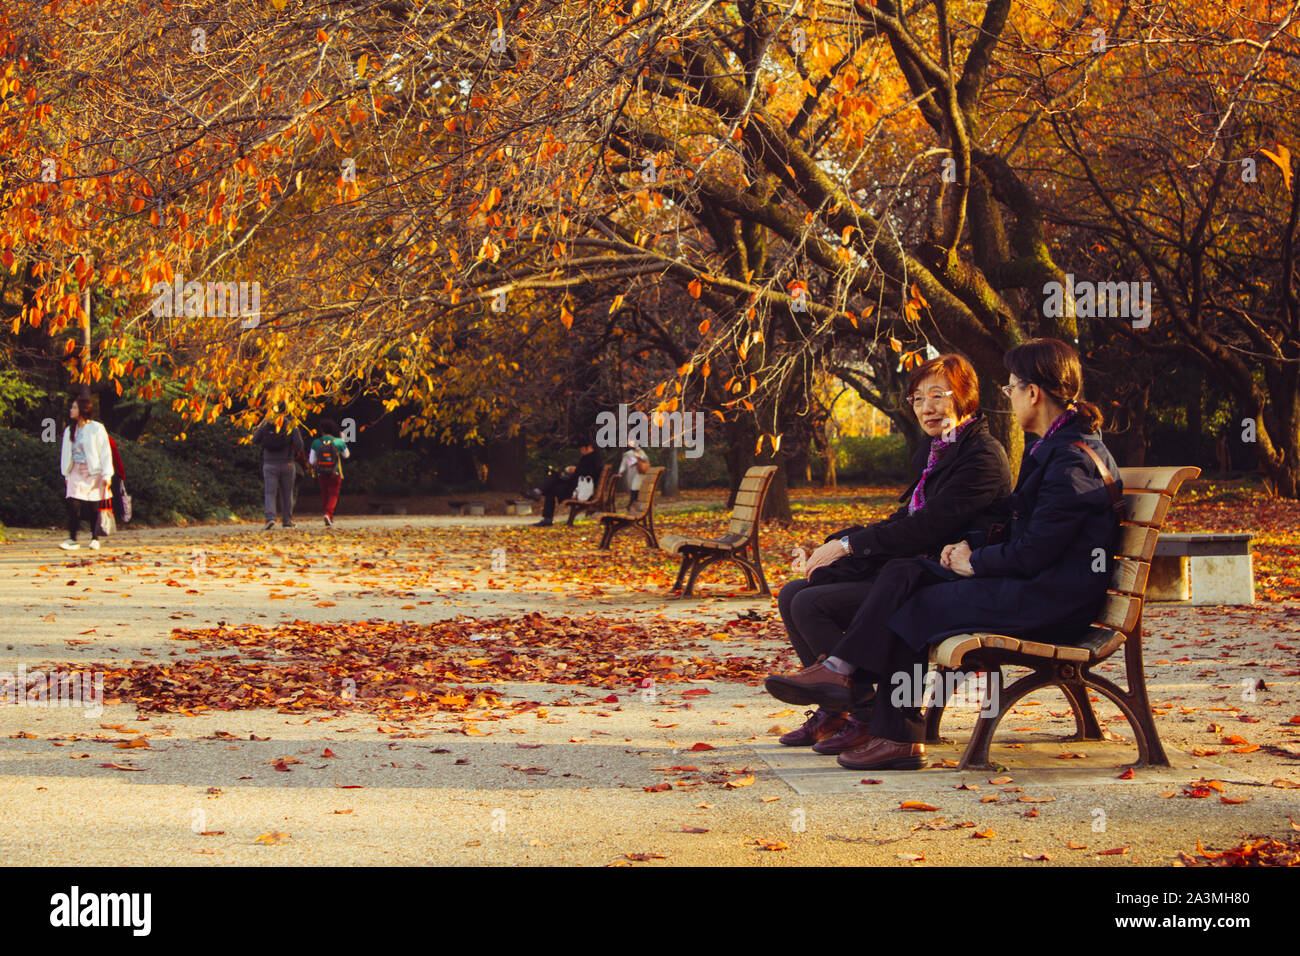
1, 518, 1297, 865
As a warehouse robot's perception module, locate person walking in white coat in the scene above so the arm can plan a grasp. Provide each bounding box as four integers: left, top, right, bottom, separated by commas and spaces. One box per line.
617, 440, 651, 511
59, 393, 113, 550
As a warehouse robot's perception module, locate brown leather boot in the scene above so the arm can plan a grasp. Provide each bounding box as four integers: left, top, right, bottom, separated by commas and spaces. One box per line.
811, 716, 873, 755
779, 709, 847, 747
764, 658, 855, 709
836, 736, 926, 771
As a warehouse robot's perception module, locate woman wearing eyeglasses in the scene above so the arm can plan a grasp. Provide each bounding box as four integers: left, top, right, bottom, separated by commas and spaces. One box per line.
769, 338, 1122, 771
771, 353, 1012, 755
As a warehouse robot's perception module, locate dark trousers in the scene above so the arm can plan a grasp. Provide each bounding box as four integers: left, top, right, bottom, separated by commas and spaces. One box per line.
777, 577, 879, 721
318, 473, 342, 518
540, 473, 577, 522
833, 558, 948, 743
263, 461, 296, 524
66, 497, 102, 540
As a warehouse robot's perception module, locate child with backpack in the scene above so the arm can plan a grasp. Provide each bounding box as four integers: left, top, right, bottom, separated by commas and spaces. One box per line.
309, 419, 350, 527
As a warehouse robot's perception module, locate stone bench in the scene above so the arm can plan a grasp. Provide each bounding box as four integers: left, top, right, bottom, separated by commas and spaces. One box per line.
1146, 532, 1254, 605
447, 500, 486, 516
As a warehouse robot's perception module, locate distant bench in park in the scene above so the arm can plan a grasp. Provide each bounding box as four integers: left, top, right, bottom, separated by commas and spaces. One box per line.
1147, 532, 1254, 605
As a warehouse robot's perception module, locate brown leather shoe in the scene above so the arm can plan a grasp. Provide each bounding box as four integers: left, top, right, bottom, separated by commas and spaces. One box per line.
812, 716, 872, 755
835, 736, 926, 770
779, 709, 847, 747
764, 658, 854, 709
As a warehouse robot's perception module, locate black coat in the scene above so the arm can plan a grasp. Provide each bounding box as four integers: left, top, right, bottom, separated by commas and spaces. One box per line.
809, 413, 1012, 584
575, 450, 604, 481
887, 418, 1122, 650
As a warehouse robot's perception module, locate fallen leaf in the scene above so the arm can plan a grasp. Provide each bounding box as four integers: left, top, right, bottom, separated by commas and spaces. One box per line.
254, 831, 289, 845
900, 801, 940, 812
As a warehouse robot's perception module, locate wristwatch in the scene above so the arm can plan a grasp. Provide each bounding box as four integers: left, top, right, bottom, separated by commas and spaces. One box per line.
839, 536, 852, 556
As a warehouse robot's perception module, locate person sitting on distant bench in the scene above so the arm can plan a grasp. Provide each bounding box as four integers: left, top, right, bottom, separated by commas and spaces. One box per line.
522, 440, 603, 526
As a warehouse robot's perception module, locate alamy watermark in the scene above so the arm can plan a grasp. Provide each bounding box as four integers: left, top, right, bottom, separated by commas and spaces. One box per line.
1043, 274, 1151, 328
150, 272, 261, 329
1, 665, 104, 717
594, 404, 705, 458
889, 665, 999, 717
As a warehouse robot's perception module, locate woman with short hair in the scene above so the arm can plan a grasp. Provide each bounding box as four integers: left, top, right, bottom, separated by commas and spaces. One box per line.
770, 352, 1012, 754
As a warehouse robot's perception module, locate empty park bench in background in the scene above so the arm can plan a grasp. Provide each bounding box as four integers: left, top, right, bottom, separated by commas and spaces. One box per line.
659, 465, 778, 597
563, 465, 615, 525
447, 500, 486, 516
923, 464, 1201, 770
1147, 532, 1254, 605
595, 466, 664, 550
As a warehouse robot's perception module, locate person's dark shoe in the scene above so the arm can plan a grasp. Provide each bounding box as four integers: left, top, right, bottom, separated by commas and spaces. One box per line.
779, 709, 847, 747
764, 657, 854, 710
533, 519, 553, 527
264, 520, 276, 531
812, 716, 873, 755
283, 522, 296, 529
522, 488, 542, 501
836, 736, 926, 771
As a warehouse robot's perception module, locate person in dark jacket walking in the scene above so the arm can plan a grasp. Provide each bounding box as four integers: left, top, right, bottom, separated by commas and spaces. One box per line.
774, 353, 1011, 754
766, 338, 1122, 771
523, 440, 603, 526
252, 403, 305, 530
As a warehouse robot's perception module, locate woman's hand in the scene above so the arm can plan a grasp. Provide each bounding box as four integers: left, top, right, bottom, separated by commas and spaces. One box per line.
941, 541, 974, 577
802, 540, 848, 576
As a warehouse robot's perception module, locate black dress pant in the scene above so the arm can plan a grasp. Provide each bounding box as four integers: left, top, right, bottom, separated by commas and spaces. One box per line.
777, 577, 879, 721
832, 558, 950, 744
539, 473, 578, 521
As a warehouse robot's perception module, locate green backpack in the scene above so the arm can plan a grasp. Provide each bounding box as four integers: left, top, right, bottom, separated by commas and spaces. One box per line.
316, 439, 341, 474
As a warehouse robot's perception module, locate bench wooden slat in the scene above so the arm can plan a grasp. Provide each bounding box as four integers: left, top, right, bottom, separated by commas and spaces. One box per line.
1109, 557, 1149, 596
1117, 465, 1201, 496
1121, 491, 1172, 527
1096, 593, 1141, 632
1116, 525, 1159, 561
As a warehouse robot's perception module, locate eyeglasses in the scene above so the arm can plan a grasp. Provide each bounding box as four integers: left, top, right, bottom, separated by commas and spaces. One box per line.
908, 388, 953, 409
1000, 380, 1031, 398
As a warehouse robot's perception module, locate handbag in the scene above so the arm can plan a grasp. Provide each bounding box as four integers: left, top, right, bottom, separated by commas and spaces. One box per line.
98, 497, 116, 536
635, 458, 650, 474
120, 482, 133, 524
574, 475, 594, 501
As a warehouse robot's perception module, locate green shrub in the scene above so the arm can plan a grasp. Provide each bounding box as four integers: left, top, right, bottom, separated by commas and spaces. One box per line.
0, 426, 66, 527
344, 449, 440, 496
832, 433, 911, 482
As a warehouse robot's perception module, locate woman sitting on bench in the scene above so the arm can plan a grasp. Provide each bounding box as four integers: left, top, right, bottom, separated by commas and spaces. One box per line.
766, 338, 1122, 771
773, 352, 1012, 755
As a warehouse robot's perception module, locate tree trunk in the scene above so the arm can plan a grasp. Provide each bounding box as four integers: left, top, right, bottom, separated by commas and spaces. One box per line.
980, 377, 1023, 481
723, 417, 792, 522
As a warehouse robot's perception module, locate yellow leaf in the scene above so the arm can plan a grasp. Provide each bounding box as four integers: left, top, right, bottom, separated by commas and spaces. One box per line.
1262, 144, 1294, 193
356, 54, 368, 78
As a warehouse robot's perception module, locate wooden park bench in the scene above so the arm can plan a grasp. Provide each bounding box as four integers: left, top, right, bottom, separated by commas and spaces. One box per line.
659, 465, 778, 597
562, 464, 615, 525
923, 464, 1201, 770
595, 466, 664, 550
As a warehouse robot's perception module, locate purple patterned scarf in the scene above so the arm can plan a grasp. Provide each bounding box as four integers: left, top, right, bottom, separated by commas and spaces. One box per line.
908, 417, 977, 515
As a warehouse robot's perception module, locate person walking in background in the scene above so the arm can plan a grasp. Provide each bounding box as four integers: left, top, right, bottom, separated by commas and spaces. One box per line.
59, 393, 113, 550
252, 403, 304, 530
310, 418, 350, 528
618, 440, 650, 510
107, 432, 127, 527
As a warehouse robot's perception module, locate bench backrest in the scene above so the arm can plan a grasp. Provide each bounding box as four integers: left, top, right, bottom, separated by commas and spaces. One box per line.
592, 464, 615, 509
635, 466, 665, 514
726, 465, 779, 539
1087, 466, 1201, 653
